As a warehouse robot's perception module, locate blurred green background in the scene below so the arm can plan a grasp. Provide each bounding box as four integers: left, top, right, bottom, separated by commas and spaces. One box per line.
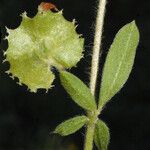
0, 0, 150, 149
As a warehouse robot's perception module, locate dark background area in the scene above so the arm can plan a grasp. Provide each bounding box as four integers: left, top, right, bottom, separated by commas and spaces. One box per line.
0, 0, 150, 149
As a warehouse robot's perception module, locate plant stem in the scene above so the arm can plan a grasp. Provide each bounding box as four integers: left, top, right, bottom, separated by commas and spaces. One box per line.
84, 121, 95, 150
90, 0, 107, 95
84, 111, 98, 150
84, 0, 107, 150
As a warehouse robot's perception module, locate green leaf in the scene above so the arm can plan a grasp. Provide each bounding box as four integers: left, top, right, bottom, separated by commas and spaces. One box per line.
60, 71, 97, 111
99, 21, 140, 107
54, 115, 88, 136
94, 119, 110, 150
5, 6, 84, 92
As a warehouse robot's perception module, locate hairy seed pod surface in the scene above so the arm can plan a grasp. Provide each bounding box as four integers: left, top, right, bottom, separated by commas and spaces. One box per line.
5, 6, 84, 92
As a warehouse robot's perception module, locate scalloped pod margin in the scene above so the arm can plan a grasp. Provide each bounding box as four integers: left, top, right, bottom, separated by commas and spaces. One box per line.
5, 9, 84, 92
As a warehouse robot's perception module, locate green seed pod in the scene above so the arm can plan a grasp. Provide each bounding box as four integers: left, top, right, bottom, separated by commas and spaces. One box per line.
5, 7, 84, 92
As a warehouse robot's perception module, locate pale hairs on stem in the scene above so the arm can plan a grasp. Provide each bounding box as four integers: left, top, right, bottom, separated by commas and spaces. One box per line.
90, 0, 107, 95
84, 1, 107, 150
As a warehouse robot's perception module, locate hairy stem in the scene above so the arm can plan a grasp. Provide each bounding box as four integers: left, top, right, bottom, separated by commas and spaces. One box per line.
84, 111, 98, 150
90, 0, 107, 95
84, 121, 96, 150
84, 0, 107, 150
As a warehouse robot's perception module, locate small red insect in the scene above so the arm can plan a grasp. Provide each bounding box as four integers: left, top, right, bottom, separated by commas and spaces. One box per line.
40, 2, 58, 11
